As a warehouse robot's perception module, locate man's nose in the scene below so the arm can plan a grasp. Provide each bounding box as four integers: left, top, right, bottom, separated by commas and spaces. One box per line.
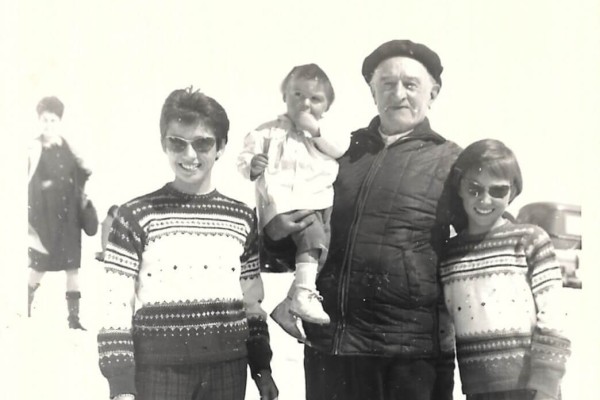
393, 83, 407, 99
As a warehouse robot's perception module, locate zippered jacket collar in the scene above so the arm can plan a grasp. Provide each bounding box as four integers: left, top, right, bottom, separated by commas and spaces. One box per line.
361, 116, 447, 146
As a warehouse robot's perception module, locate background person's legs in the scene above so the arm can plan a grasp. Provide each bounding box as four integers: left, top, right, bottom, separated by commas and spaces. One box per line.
27, 269, 45, 317
66, 269, 85, 330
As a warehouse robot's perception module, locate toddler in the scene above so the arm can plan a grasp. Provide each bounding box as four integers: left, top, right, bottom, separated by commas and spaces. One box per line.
238, 64, 348, 331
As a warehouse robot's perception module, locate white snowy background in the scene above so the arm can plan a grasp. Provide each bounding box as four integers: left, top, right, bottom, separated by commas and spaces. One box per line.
1, 0, 599, 399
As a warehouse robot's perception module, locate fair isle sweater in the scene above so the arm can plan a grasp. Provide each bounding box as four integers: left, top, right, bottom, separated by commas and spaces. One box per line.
97, 184, 272, 398
440, 222, 570, 398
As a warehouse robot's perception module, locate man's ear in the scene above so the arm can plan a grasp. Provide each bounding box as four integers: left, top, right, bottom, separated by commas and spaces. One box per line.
369, 83, 377, 105
429, 84, 441, 106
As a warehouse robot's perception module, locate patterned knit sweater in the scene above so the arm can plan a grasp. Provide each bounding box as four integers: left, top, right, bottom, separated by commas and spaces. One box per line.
440, 222, 570, 398
97, 184, 272, 398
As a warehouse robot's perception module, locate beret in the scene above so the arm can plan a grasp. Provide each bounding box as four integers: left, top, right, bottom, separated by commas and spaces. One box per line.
361, 39, 443, 86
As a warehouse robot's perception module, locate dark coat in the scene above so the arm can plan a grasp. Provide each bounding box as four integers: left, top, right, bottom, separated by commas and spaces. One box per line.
304, 116, 461, 358
28, 139, 90, 271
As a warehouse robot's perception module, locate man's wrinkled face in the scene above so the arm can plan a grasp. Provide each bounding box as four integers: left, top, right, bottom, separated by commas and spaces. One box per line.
370, 56, 439, 134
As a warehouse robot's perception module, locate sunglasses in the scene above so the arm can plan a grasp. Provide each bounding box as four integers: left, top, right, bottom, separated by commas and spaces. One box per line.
465, 181, 511, 199
165, 136, 216, 153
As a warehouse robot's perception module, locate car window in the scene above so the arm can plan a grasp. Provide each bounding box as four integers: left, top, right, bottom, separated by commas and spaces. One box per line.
564, 212, 582, 237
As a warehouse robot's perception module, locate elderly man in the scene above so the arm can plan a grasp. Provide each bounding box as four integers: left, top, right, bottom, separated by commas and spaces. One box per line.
265, 40, 461, 400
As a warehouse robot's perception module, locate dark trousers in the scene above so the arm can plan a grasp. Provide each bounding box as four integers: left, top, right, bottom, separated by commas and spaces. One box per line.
135, 358, 247, 400
304, 346, 453, 400
466, 390, 535, 400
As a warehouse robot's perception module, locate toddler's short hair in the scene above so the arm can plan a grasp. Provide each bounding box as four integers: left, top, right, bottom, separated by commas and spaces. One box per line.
280, 64, 335, 108
37, 96, 64, 118
159, 87, 229, 149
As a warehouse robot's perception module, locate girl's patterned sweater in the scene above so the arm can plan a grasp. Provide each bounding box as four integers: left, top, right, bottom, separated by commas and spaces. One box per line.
97, 184, 272, 398
440, 222, 570, 398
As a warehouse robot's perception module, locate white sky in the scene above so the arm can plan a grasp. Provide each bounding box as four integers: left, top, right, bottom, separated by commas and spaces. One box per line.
1, 0, 600, 395
4, 0, 598, 210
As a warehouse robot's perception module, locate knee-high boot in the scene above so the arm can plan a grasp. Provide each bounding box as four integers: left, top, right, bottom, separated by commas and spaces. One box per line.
66, 291, 86, 330
28, 283, 40, 317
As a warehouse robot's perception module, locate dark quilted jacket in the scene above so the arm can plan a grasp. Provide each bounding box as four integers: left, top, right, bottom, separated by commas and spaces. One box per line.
304, 116, 461, 358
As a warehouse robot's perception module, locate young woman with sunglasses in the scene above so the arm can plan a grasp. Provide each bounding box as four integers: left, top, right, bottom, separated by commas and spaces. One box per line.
439, 139, 570, 400
97, 87, 278, 400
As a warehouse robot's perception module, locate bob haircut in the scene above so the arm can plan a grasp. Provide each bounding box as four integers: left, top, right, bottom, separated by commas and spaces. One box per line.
37, 96, 64, 118
447, 139, 523, 231
159, 87, 229, 150
107, 205, 119, 218
280, 63, 335, 109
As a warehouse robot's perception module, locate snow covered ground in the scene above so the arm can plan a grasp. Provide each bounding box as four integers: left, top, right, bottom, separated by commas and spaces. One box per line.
1, 238, 592, 400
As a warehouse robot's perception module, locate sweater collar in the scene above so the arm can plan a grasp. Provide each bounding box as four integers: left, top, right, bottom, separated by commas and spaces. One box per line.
163, 183, 218, 199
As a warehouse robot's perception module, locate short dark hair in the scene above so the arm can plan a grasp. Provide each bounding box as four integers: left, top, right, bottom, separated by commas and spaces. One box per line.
280, 64, 335, 108
448, 139, 523, 229
36, 96, 64, 118
159, 87, 229, 150
107, 205, 119, 218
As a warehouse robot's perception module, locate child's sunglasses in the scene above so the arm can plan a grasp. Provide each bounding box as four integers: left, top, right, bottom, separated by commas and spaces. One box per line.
466, 181, 511, 199
165, 136, 216, 153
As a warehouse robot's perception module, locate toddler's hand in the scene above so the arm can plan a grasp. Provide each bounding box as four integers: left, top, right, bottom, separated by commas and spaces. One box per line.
250, 154, 269, 179
294, 112, 320, 137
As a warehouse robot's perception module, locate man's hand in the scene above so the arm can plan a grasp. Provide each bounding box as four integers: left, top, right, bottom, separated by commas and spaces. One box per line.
264, 210, 315, 241
293, 112, 320, 137
254, 369, 279, 400
250, 154, 269, 179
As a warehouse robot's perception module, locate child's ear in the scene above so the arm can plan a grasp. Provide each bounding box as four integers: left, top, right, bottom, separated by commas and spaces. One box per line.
215, 147, 225, 160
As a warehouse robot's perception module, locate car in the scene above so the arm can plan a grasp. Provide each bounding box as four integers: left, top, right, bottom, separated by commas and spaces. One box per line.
516, 202, 582, 289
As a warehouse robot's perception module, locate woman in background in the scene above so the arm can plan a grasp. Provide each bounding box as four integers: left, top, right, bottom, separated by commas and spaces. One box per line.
28, 96, 92, 330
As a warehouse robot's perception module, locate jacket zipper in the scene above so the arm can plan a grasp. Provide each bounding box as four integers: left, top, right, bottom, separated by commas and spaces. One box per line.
332, 145, 388, 354
331, 135, 415, 354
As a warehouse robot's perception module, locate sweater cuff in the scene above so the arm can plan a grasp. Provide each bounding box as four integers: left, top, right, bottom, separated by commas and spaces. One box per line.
527, 368, 562, 399
107, 370, 137, 399
246, 317, 273, 377
527, 332, 570, 398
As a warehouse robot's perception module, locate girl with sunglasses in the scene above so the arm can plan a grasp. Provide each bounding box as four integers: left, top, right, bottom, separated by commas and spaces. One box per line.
97, 88, 278, 400
440, 139, 570, 400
